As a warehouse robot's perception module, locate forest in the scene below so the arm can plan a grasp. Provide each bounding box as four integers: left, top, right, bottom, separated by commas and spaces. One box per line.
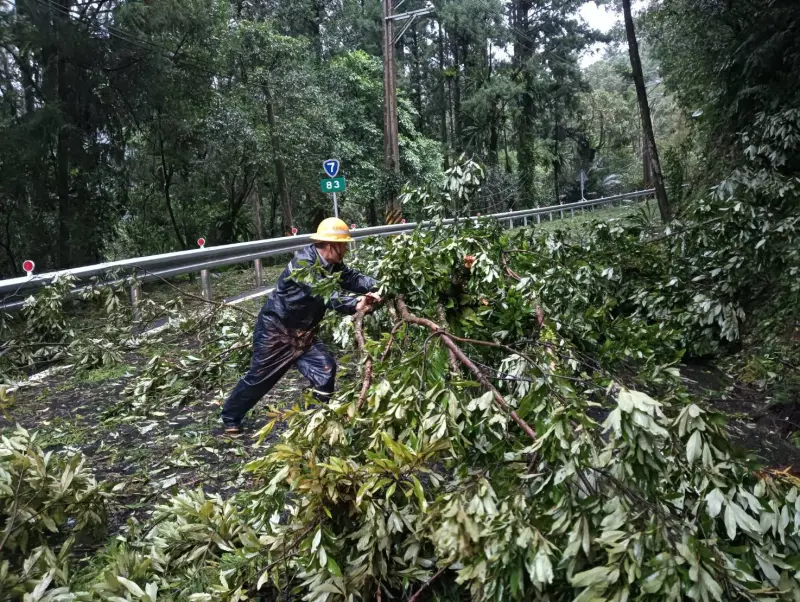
2, 0, 800, 600
0, 0, 687, 275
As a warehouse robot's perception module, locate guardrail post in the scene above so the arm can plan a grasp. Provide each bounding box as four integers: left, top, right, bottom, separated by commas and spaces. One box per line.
560, 208, 564, 219
523, 216, 528, 227
200, 269, 212, 301
549, 211, 553, 221
508, 218, 513, 229
130, 282, 142, 322
254, 258, 263, 288
571, 208, 575, 218
536, 213, 541, 224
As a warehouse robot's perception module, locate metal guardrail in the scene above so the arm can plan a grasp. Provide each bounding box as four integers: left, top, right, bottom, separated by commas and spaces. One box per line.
0, 188, 654, 311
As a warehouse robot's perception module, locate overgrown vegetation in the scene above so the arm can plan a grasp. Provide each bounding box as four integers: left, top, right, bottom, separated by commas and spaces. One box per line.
2, 0, 800, 599
0, 130, 798, 598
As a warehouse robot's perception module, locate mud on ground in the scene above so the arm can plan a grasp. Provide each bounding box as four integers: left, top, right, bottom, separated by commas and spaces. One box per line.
0, 334, 307, 536
683, 361, 800, 469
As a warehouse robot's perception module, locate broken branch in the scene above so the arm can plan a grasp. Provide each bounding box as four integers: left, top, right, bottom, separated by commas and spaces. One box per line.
395, 296, 537, 443
436, 303, 461, 375
408, 566, 447, 602
354, 310, 373, 410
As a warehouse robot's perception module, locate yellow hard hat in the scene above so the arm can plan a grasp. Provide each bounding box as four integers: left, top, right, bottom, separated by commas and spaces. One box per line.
309, 217, 353, 243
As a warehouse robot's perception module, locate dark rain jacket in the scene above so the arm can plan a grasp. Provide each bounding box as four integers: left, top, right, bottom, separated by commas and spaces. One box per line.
261, 244, 378, 330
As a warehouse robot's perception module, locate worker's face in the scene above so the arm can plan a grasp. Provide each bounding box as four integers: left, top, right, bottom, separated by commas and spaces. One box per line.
325, 242, 347, 264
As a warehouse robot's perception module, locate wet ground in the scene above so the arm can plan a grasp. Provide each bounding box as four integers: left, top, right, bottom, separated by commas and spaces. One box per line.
0, 334, 305, 535
683, 361, 800, 469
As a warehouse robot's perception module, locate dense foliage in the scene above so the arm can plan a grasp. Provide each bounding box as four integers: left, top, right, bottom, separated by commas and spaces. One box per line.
0, 0, 687, 276
1, 0, 800, 599
0, 132, 798, 597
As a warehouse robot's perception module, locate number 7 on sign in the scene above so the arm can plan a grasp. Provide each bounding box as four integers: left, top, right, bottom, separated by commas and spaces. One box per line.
323, 159, 340, 178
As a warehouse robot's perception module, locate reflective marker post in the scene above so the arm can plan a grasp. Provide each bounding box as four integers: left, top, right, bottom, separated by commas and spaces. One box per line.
254, 258, 263, 287
197, 238, 212, 301
130, 281, 142, 322
22, 260, 35, 279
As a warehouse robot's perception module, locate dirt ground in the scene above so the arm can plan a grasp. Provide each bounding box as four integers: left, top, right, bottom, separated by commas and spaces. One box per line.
0, 334, 305, 535
683, 361, 800, 469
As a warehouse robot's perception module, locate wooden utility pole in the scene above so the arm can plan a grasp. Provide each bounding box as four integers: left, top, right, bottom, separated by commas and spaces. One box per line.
621, 0, 670, 222
382, 1, 434, 218
382, 0, 400, 214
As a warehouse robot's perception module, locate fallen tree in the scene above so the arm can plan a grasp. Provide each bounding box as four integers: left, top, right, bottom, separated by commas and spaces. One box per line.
1, 131, 799, 599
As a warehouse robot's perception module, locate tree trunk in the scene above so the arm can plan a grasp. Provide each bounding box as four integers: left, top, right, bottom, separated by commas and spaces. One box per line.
253, 183, 264, 239
55, 0, 71, 267
488, 104, 499, 166
266, 96, 293, 231
269, 187, 278, 237
502, 106, 512, 174
452, 23, 462, 150
367, 195, 377, 227
622, 0, 670, 221
514, 0, 535, 204
157, 119, 188, 250
411, 24, 424, 133
312, 0, 324, 61
552, 104, 560, 204
437, 21, 449, 170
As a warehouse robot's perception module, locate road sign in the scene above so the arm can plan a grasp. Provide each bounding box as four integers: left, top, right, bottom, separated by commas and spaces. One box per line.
322, 159, 340, 178
197, 237, 206, 248
22, 260, 35, 276
320, 177, 346, 193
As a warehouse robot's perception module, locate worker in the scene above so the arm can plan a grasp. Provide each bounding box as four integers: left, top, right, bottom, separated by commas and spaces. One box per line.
220, 218, 381, 435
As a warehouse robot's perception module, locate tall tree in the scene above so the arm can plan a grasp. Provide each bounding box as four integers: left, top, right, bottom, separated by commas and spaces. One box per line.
621, 0, 670, 221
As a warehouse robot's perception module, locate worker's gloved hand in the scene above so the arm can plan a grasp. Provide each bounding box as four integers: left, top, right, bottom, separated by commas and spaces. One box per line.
464, 255, 476, 270
356, 294, 379, 313
365, 291, 383, 304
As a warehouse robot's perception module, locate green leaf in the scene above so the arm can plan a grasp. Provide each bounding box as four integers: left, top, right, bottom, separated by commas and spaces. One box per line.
724, 504, 737, 540
705, 488, 724, 518
117, 576, 146, 598
145, 582, 158, 602
686, 431, 702, 464
571, 565, 613, 588
532, 549, 554, 585
411, 475, 428, 511
326, 556, 342, 577
729, 501, 761, 534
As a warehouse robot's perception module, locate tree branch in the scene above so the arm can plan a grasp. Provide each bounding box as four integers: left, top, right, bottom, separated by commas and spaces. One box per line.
354, 309, 373, 410
408, 566, 447, 602
395, 296, 537, 443
435, 303, 461, 375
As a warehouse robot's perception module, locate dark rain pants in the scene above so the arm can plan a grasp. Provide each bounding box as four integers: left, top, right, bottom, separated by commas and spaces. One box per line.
220, 312, 336, 425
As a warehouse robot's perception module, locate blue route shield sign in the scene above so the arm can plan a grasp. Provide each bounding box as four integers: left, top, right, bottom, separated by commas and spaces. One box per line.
322, 159, 340, 178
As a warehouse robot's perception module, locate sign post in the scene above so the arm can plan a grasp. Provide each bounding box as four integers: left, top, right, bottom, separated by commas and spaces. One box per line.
322, 159, 343, 218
